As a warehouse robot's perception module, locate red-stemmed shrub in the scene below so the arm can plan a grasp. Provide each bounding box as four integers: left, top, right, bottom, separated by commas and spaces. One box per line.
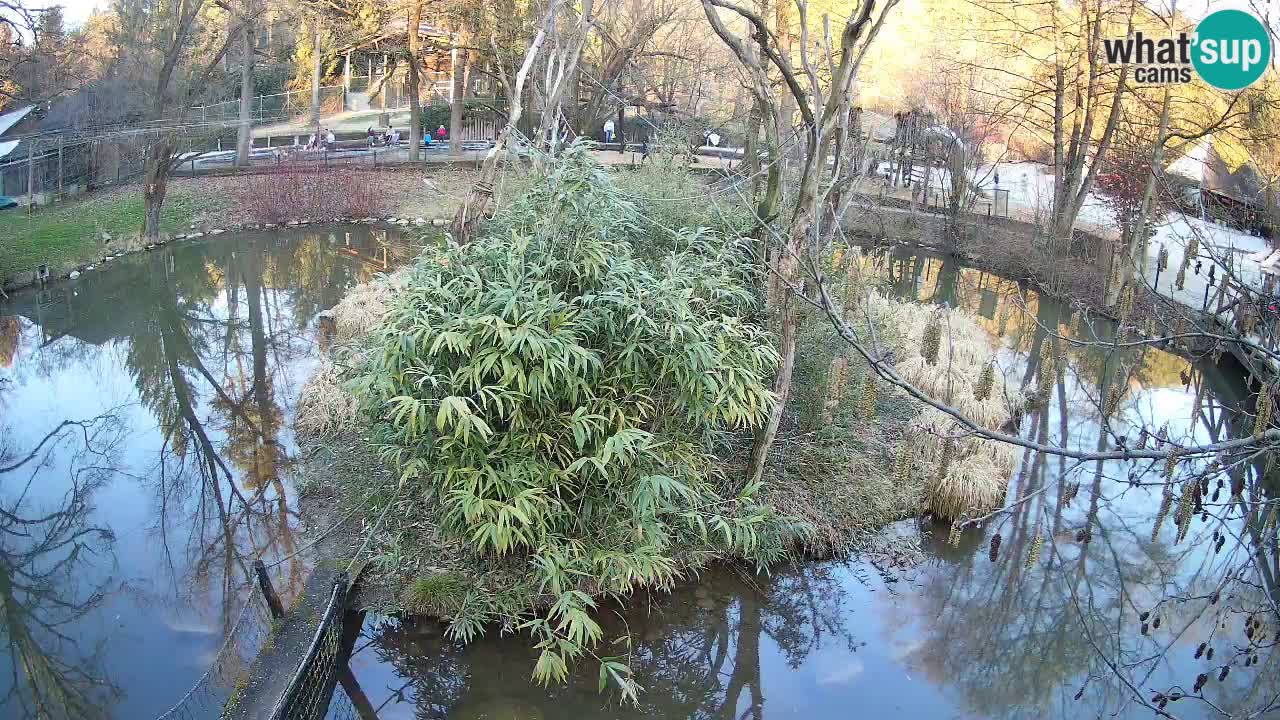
233, 164, 389, 224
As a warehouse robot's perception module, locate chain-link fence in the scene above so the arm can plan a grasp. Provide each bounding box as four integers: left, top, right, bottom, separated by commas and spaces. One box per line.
0, 134, 149, 203
269, 573, 351, 720
0, 85, 353, 207
151, 592, 277, 720
191, 86, 346, 127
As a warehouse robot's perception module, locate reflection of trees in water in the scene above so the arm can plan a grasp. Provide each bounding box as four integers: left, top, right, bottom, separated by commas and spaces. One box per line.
122, 230, 402, 619
0, 413, 123, 720
123, 240, 310, 629
360, 563, 858, 719
0, 314, 19, 369
864, 246, 1280, 717
117, 231, 384, 629
0, 228, 408, 718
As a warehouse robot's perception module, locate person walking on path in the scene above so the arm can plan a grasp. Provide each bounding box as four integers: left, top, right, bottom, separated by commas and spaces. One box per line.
436, 125, 447, 142
603, 118, 615, 144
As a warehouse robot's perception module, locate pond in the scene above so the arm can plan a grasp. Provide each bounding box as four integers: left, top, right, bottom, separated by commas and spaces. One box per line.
331, 246, 1277, 720
0, 225, 430, 720
1, 238, 1274, 720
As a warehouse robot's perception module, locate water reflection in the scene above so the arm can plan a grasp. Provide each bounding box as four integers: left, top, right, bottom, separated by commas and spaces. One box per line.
0, 413, 123, 720
861, 245, 1278, 718
348, 563, 878, 720
0, 226, 426, 719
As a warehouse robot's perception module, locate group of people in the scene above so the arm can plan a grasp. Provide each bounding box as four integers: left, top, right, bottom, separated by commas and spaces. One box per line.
363, 124, 450, 148
305, 128, 336, 151
305, 124, 453, 152
367, 126, 403, 147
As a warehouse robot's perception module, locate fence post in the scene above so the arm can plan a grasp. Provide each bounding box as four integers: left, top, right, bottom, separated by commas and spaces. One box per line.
57, 136, 64, 201
254, 560, 286, 619
27, 141, 35, 215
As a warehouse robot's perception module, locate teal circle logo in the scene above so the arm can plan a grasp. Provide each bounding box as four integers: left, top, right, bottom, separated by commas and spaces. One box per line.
1193, 9, 1270, 90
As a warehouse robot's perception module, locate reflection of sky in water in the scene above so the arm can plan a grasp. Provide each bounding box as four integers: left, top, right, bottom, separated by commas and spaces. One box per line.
336, 246, 1273, 720
0, 227, 423, 720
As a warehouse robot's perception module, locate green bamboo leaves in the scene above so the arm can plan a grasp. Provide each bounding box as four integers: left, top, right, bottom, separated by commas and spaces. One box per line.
351, 151, 797, 692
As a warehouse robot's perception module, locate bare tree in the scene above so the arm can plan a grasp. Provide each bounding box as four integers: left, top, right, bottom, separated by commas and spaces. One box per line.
534, 0, 599, 159
407, 0, 424, 161
450, 0, 560, 240
701, 0, 901, 485
110, 0, 262, 240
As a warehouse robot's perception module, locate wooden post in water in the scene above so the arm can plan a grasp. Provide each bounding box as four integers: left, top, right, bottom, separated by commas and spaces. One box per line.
254, 560, 286, 619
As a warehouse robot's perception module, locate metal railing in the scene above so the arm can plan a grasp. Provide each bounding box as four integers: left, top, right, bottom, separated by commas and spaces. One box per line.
268, 573, 351, 720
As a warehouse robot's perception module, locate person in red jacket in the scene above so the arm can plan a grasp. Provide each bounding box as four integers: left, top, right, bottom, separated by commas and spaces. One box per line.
436, 125, 447, 141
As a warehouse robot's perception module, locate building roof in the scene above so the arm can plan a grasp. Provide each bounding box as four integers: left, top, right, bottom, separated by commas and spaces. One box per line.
0, 105, 35, 138
0, 105, 36, 161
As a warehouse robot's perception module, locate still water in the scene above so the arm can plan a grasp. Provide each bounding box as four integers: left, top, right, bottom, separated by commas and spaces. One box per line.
333, 247, 1278, 720
2, 238, 1275, 720
0, 226, 426, 720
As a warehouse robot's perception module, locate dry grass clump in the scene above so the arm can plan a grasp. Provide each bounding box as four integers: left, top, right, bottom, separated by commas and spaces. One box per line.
331, 282, 388, 342
295, 361, 359, 439
909, 408, 1016, 520
330, 268, 410, 343
298, 268, 408, 439
868, 292, 1021, 520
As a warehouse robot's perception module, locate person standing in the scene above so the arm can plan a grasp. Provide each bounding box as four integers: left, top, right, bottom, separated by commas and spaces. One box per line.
436, 125, 447, 142
326, 128, 336, 149
603, 118, 615, 144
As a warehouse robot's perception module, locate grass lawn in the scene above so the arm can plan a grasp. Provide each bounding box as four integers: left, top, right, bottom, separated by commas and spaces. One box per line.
0, 185, 231, 282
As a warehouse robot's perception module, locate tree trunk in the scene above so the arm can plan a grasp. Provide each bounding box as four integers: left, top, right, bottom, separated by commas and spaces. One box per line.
235, 17, 255, 167
450, 41, 466, 155
744, 98, 761, 200
142, 140, 172, 241
407, 1, 423, 161
775, 0, 796, 157
310, 22, 322, 131
535, 0, 595, 161
616, 105, 626, 150
749, 148, 825, 485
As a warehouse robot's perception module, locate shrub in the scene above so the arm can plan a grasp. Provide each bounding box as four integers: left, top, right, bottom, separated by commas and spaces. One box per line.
612, 150, 755, 256
347, 147, 800, 693
233, 165, 387, 223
